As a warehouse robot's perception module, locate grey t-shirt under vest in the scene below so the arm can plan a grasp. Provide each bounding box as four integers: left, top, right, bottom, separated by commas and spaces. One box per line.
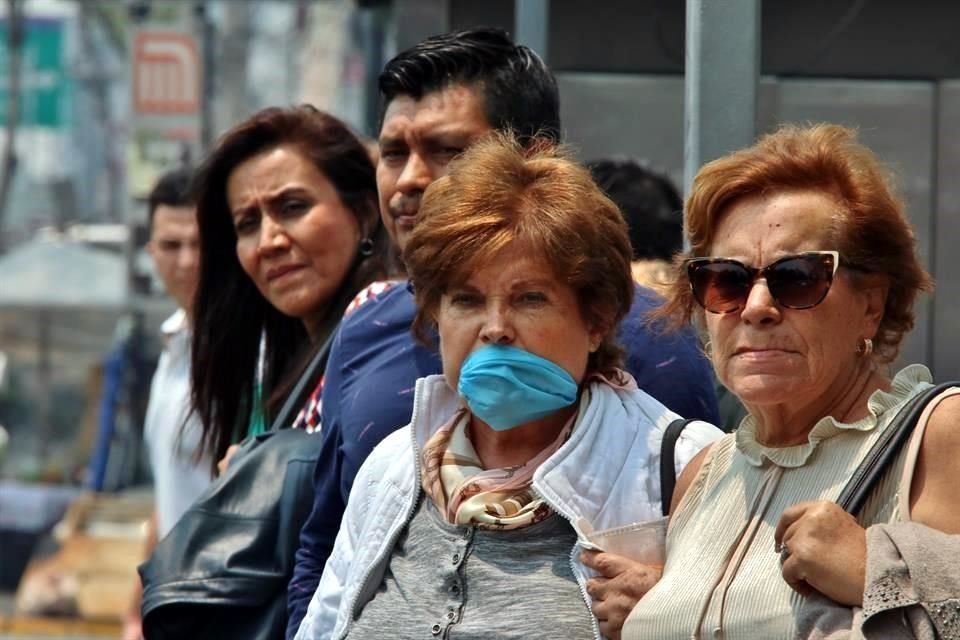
346, 495, 596, 639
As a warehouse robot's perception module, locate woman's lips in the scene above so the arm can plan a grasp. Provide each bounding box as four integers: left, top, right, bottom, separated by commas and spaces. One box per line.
266, 264, 304, 282
733, 348, 797, 360
393, 214, 416, 230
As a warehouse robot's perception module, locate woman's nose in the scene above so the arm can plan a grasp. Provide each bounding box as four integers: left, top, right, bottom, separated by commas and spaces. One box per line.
256, 216, 289, 255
739, 278, 782, 325
479, 306, 515, 345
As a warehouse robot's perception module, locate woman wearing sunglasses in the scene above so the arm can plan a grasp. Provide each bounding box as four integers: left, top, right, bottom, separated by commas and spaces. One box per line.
617, 124, 960, 639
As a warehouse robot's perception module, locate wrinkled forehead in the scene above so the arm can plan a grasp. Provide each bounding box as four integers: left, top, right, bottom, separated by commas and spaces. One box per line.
379, 84, 489, 139
708, 190, 843, 258
443, 240, 560, 291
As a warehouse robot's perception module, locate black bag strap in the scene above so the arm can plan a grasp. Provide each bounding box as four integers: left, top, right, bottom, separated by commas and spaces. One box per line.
268, 320, 340, 432
836, 381, 959, 516
660, 418, 696, 516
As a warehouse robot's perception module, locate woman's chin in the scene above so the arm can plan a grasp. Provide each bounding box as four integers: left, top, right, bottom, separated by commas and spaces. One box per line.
726, 373, 808, 407
269, 291, 331, 323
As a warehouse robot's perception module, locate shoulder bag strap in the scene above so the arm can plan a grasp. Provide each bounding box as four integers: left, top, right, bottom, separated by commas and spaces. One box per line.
836, 381, 959, 516
660, 418, 696, 516
268, 321, 341, 432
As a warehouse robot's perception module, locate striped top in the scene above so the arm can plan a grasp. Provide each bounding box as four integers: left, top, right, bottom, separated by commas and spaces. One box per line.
623, 364, 933, 640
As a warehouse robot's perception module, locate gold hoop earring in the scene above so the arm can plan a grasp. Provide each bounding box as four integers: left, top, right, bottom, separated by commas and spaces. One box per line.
856, 337, 874, 357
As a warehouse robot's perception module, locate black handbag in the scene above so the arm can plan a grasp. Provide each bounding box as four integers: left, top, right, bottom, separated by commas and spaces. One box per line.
139, 427, 322, 640
139, 325, 339, 640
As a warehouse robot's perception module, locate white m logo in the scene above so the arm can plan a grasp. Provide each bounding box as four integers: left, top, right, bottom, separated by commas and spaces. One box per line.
133, 32, 200, 114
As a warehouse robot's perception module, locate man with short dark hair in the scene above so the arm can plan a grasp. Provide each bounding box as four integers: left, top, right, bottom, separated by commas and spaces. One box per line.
122, 167, 208, 640
375, 28, 559, 252
287, 28, 719, 638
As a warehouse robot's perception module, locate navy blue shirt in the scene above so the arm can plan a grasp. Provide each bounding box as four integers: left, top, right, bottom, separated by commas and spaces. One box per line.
286, 282, 719, 636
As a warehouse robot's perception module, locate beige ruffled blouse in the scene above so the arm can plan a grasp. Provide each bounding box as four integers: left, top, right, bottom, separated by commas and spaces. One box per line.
622, 364, 933, 640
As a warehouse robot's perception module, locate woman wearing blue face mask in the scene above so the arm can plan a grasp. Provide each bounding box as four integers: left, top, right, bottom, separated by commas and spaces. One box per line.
293, 133, 723, 640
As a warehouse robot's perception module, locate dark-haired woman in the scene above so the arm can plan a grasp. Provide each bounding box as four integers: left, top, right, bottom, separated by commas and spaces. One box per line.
191, 105, 392, 473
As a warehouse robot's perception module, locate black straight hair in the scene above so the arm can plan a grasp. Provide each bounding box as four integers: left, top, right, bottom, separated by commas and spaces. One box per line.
190, 105, 391, 473
588, 158, 684, 262
147, 166, 194, 232
378, 27, 561, 142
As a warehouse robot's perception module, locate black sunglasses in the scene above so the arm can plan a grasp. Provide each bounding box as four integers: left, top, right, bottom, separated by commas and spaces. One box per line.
686, 251, 840, 314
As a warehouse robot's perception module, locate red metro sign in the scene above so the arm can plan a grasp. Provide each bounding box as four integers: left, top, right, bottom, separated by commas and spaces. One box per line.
132, 31, 200, 115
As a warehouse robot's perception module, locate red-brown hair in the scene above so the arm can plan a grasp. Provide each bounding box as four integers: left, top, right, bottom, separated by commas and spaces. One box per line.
403, 131, 635, 378
661, 123, 932, 363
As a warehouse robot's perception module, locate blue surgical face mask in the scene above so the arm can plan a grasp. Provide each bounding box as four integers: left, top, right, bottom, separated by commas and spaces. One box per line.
456, 344, 579, 431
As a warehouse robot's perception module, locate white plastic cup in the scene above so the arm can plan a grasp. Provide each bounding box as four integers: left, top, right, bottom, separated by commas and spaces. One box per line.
584, 516, 669, 567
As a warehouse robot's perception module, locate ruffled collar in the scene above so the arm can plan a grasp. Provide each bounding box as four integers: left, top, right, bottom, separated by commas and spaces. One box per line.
735, 364, 933, 468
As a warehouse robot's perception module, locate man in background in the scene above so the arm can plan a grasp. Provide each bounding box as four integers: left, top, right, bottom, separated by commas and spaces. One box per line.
122, 167, 209, 640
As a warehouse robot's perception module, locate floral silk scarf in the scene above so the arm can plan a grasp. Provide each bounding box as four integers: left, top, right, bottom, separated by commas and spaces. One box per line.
420, 394, 584, 531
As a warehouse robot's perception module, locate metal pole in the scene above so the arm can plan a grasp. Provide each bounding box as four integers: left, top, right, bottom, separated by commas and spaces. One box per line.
514, 0, 549, 60
196, 1, 216, 153
35, 310, 51, 462
684, 0, 760, 196
362, 6, 387, 138
0, 0, 25, 250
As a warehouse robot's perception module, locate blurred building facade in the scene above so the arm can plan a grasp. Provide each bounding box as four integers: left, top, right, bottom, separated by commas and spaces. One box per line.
2, 0, 960, 480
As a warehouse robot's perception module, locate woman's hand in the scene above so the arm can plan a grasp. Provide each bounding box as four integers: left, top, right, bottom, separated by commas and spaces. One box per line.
581, 550, 662, 640
217, 444, 242, 475
774, 500, 866, 606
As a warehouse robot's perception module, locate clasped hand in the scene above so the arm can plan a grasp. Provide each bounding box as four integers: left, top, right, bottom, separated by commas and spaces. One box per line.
581, 549, 661, 640
774, 500, 867, 607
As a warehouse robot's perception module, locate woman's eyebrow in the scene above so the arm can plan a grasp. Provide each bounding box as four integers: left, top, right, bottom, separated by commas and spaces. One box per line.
230, 204, 256, 220
266, 185, 312, 201
510, 278, 555, 290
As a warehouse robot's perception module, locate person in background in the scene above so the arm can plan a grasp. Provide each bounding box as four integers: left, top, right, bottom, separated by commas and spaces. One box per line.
189, 106, 391, 474
621, 124, 960, 638
590, 157, 748, 432
122, 167, 207, 640
588, 157, 683, 291
286, 27, 720, 636
294, 131, 722, 640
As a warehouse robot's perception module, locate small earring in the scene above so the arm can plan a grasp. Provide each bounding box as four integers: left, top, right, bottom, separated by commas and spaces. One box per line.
358, 237, 374, 257
856, 337, 874, 357
703, 340, 713, 358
